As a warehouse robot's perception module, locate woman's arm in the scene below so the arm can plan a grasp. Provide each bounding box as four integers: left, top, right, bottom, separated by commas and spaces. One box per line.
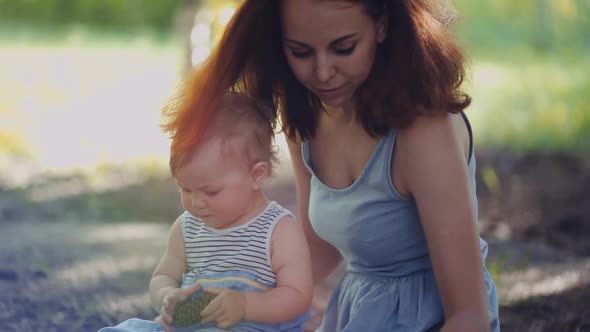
239, 215, 313, 322
148, 216, 188, 312
397, 113, 489, 332
287, 137, 343, 284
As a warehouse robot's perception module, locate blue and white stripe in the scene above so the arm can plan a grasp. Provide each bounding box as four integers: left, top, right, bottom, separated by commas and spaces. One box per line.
181, 201, 291, 285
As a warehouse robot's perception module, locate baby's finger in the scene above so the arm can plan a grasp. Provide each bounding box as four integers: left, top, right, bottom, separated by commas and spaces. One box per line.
201, 304, 224, 324
203, 287, 223, 295
200, 296, 222, 317
163, 323, 175, 332
162, 296, 174, 309
156, 313, 174, 332
160, 308, 174, 325
183, 282, 201, 295
217, 318, 234, 329
201, 310, 222, 324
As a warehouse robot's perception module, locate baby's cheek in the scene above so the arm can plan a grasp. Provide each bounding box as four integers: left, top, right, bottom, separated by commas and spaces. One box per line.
180, 196, 189, 209
222, 199, 237, 215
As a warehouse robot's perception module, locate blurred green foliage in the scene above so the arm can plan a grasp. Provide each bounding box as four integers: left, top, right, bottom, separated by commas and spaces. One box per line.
0, 0, 588, 223
455, 0, 589, 55
0, 0, 586, 50
0, 0, 587, 155
453, 0, 589, 153
0, 0, 186, 31
465, 55, 590, 153
14, 163, 182, 222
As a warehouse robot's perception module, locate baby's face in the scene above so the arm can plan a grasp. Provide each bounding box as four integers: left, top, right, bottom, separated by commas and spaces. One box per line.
175, 137, 256, 229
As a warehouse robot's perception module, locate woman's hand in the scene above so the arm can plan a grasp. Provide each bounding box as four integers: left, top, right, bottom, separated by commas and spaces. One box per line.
200, 288, 246, 329
157, 282, 201, 332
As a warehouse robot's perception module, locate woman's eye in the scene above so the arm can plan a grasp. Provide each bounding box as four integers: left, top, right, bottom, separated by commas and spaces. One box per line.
290, 49, 312, 59
334, 46, 355, 56
179, 188, 191, 193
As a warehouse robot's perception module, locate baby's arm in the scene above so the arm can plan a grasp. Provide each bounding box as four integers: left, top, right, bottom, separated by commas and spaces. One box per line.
148, 216, 188, 312
244, 215, 313, 322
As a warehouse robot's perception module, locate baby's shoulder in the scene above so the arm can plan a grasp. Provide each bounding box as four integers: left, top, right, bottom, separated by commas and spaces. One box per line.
270, 212, 301, 244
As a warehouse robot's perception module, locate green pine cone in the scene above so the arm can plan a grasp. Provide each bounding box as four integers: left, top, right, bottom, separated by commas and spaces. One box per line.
173, 291, 217, 328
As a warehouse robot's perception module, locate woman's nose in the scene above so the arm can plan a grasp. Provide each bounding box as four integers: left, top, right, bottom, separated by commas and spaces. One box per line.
315, 54, 335, 83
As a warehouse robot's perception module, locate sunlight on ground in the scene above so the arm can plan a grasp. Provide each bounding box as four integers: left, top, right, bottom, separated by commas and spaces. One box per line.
95, 292, 151, 316
86, 223, 167, 244
56, 255, 159, 288
52, 223, 167, 288
499, 258, 590, 303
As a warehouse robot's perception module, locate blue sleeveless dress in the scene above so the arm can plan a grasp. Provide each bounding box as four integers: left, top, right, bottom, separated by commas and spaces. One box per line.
301, 119, 500, 331
98, 201, 309, 332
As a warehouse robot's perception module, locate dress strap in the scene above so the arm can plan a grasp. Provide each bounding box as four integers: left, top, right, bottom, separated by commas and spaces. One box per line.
460, 111, 474, 163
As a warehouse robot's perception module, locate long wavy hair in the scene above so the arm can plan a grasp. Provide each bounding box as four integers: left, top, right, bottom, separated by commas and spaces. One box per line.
162, 0, 471, 157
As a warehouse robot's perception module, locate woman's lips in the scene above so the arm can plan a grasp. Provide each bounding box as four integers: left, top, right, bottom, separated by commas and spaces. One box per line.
316, 84, 347, 100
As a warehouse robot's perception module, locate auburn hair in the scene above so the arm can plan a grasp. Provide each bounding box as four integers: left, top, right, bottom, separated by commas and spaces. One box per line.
162, 0, 471, 155
167, 92, 278, 177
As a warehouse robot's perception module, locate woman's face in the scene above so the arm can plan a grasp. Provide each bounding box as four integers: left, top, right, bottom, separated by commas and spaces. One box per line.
281, 0, 385, 108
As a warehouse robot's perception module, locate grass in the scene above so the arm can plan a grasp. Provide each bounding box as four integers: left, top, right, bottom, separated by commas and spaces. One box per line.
466, 53, 590, 153
452, 0, 590, 153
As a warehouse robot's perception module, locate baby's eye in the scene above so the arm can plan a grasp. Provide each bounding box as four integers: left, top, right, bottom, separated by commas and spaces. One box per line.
179, 187, 191, 193
204, 189, 221, 196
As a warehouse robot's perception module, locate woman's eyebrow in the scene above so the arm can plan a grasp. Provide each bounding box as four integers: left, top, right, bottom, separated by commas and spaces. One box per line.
284, 33, 358, 48
329, 33, 358, 46
284, 39, 311, 48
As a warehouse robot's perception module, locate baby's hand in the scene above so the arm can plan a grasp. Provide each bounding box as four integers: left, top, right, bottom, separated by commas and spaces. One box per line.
200, 288, 246, 329
158, 283, 201, 332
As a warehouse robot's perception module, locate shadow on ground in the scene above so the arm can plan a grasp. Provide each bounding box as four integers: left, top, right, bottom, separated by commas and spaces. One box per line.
0, 150, 588, 331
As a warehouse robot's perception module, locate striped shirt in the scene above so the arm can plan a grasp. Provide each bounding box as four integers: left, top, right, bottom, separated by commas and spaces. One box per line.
181, 201, 293, 285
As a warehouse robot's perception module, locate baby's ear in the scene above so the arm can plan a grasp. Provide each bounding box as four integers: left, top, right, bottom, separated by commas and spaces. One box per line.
249, 161, 269, 190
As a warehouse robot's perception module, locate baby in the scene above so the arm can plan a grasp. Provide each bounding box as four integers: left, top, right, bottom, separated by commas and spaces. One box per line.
99, 92, 312, 332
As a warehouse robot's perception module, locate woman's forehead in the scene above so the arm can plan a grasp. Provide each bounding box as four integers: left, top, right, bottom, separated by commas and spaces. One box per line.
281, 0, 370, 39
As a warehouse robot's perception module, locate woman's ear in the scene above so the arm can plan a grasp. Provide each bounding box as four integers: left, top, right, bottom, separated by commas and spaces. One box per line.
377, 15, 387, 43
249, 161, 269, 190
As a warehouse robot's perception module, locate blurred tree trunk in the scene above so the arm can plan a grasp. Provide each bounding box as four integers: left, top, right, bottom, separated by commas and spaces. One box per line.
533, 0, 552, 52
174, 0, 204, 74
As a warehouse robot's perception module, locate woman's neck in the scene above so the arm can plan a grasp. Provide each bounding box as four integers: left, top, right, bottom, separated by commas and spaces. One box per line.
322, 101, 358, 128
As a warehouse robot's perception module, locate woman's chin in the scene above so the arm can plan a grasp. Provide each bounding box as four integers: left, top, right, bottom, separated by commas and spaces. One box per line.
320, 96, 354, 110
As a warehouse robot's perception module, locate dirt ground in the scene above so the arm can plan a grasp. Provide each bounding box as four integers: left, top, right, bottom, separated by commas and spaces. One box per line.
1, 150, 589, 332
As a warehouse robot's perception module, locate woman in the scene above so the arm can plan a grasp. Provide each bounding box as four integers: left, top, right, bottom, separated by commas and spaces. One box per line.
164, 0, 500, 331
